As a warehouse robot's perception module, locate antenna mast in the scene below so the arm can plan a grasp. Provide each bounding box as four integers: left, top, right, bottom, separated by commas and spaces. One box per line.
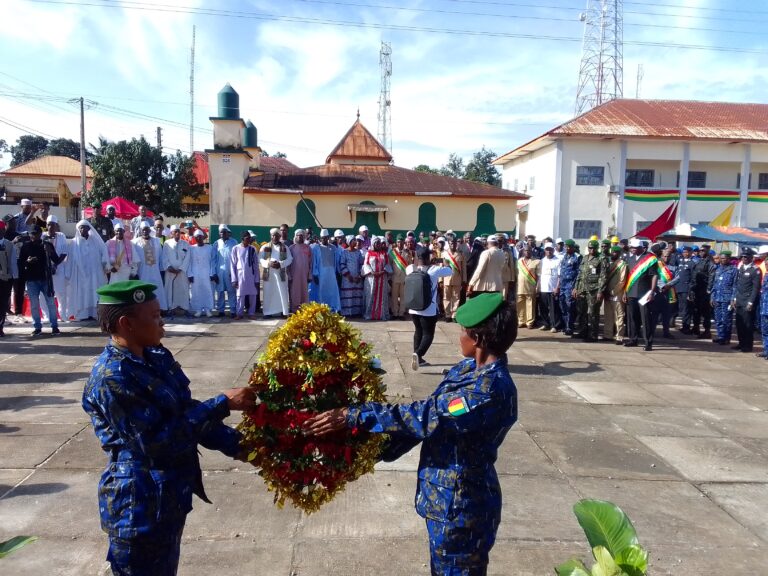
635, 63, 644, 99
377, 41, 392, 155
189, 24, 196, 155
574, 0, 623, 116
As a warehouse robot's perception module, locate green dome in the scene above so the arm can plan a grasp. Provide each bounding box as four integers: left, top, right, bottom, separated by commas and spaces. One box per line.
217, 83, 240, 119
243, 120, 258, 148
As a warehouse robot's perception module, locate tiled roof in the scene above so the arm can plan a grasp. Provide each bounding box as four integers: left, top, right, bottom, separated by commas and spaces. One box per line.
496, 99, 768, 163
326, 120, 393, 164
2, 155, 93, 178
260, 156, 300, 172
245, 163, 526, 199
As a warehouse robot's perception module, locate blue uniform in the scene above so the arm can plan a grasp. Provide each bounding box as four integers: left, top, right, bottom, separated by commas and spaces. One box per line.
711, 264, 738, 343
83, 342, 241, 576
558, 253, 582, 334
347, 356, 517, 575
760, 269, 768, 357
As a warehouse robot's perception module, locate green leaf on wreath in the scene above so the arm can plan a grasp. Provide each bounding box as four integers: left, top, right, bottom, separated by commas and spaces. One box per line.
247, 451, 257, 462
573, 499, 638, 559
0, 536, 37, 558
614, 545, 648, 575
554, 558, 591, 576
591, 546, 622, 576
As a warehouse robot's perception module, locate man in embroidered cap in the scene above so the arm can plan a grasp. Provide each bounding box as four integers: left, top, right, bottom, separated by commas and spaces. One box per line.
230, 230, 260, 319
259, 227, 293, 318
162, 225, 191, 315
83, 280, 254, 576
188, 229, 216, 318
106, 222, 140, 284
303, 292, 518, 575
66, 220, 110, 321
213, 224, 237, 317
358, 224, 371, 251
132, 223, 168, 312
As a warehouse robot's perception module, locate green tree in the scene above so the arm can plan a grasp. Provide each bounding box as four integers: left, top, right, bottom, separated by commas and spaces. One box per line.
85, 136, 203, 217
0, 139, 8, 153
45, 138, 86, 162
10, 135, 49, 166
261, 150, 287, 158
464, 146, 501, 187
413, 164, 440, 175
440, 153, 465, 179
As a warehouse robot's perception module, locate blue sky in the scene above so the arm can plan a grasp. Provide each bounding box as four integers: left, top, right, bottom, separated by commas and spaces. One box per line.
1, 0, 766, 173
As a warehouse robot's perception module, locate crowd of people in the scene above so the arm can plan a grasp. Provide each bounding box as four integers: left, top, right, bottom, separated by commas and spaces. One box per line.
2, 198, 767, 360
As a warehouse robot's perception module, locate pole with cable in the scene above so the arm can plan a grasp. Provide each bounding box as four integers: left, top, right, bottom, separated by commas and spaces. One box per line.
79, 97, 87, 201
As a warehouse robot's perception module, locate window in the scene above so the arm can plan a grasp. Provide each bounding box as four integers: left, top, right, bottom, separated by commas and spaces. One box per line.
573, 220, 602, 239
625, 169, 654, 187
635, 221, 653, 233
576, 166, 605, 186
736, 173, 752, 189
759, 173, 768, 190
529, 176, 535, 190
676, 171, 707, 188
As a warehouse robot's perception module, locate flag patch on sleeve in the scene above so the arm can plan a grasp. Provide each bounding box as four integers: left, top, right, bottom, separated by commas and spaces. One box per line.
447, 397, 469, 416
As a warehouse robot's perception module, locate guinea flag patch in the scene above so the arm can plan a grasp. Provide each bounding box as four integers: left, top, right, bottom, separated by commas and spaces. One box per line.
447, 397, 469, 416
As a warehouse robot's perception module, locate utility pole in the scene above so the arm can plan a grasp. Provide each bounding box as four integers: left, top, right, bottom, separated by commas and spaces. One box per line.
79, 97, 87, 200
377, 41, 392, 155
156, 126, 163, 149
190, 25, 196, 155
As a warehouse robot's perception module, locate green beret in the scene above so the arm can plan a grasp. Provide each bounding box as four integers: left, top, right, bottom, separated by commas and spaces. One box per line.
601, 238, 611, 245
97, 280, 158, 306
720, 250, 732, 257
455, 292, 504, 328
610, 246, 622, 253
588, 240, 599, 248
564, 239, 576, 247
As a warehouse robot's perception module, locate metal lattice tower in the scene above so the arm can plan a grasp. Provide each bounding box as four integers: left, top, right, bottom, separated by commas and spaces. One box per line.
377, 42, 392, 154
574, 0, 623, 116
189, 25, 196, 154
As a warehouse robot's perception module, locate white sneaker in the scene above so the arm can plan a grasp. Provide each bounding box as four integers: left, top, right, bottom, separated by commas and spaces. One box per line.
411, 353, 419, 372
205, 309, 213, 318
194, 311, 202, 318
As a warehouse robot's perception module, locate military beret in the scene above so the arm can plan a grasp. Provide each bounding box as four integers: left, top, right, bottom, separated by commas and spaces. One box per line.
588, 240, 599, 248
97, 280, 158, 306
564, 239, 576, 247
610, 246, 622, 253
455, 292, 504, 328
720, 250, 732, 257
601, 238, 611, 245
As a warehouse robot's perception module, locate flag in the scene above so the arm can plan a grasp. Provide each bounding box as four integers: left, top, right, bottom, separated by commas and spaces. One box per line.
634, 201, 678, 240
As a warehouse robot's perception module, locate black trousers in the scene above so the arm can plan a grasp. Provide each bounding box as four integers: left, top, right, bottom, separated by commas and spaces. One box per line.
0, 278, 12, 328
677, 292, 691, 329
12, 276, 25, 315
627, 297, 654, 346
692, 291, 712, 333
735, 304, 755, 351
412, 314, 438, 360
538, 292, 562, 330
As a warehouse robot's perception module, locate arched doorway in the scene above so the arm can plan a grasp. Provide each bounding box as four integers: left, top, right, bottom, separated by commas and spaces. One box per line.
295, 198, 318, 233
416, 202, 437, 234
473, 203, 496, 236
352, 200, 383, 234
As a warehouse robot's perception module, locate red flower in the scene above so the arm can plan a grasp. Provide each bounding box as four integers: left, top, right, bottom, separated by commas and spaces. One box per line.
301, 338, 312, 349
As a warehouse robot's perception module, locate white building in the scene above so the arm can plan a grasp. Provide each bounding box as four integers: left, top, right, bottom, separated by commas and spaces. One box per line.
493, 99, 768, 240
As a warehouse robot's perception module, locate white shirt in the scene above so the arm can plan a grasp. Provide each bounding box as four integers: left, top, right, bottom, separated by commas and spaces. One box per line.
406, 264, 453, 317
539, 256, 560, 293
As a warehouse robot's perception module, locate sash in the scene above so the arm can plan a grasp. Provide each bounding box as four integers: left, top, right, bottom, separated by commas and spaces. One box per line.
657, 261, 678, 304
445, 250, 460, 273
625, 253, 657, 293
518, 259, 537, 286
607, 260, 626, 283
390, 248, 407, 273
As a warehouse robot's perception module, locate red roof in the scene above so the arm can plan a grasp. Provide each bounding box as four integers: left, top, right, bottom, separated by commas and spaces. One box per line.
260, 156, 300, 172
496, 99, 768, 163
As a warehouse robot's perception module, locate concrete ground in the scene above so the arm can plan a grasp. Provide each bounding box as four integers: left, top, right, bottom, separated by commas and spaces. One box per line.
1, 315, 767, 575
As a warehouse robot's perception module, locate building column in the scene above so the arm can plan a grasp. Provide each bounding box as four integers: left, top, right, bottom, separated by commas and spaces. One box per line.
738, 144, 751, 227
616, 140, 627, 236
552, 140, 563, 238
678, 142, 690, 224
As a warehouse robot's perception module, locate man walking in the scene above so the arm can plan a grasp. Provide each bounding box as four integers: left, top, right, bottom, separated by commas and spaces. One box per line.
468, 235, 504, 297
732, 247, 760, 352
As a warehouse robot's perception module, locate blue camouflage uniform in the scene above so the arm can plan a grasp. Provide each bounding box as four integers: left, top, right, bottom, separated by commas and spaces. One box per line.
83, 342, 242, 576
760, 270, 768, 358
711, 264, 738, 343
558, 253, 582, 335
347, 356, 517, 575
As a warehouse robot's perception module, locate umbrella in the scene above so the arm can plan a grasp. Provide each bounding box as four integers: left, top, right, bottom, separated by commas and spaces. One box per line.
83, 198, 154, 219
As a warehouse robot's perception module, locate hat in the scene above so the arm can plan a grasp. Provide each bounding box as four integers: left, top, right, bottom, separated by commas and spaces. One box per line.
610, 246, 622, 253
193, 229, 205, 237
270, 227, 279, 235
564, 239, 576, 247
555, 238, 563, 244
487, 236, 499, 244
219, 224, 230, 232
97, 280, 158, 306
185, 220, 194, 226
358, 225, 368, 232
355, 234, 365, 241
320, 229, 330, 237
396, 234, 404, 241
455, 292, 504, 328
106, 204, 115, 211
77, 219, 90, 228
629, 238, 643, 248
114, 222, 125, 231
740, 247, 756, 257
543, 242, 554, 249
720, 250, 732, 257
169, 225, 179, 232
757, 245, 768, 255
589, 235, 599, 241
437, 236, 446, 243
334, 229, 345, 237
46, 215, 58, 224
611, 236, 620, 243
30, 224, 43, 235
248, 230, 256, 237
588, 240, 599, 248
601, 238, 611, 245
20, 199, 32, 206
407, 230, 415, 237
700, 243, 711, 249
141, 222, 152, 230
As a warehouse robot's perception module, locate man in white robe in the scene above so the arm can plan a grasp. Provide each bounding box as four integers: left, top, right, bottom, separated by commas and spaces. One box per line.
66, 220, 110, 321
189, 229, 216, 317
41, 215, 69, 322
132, 223, 168, 311
259, 227, 293, 317
106, 222, 140, 284
163, 225, 191, 313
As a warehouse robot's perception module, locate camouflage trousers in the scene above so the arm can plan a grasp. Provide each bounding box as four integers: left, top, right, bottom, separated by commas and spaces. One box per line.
427, 513, 500, 576
578, 291, 601, 339
107, 522, 184, 576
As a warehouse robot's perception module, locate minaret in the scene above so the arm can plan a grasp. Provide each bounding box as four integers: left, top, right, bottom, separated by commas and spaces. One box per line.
206, 83, 252, 227
243, 120, 262, 171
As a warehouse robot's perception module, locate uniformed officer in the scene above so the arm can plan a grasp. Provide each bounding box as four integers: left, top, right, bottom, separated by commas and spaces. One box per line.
732, 247, 761, 352
599, 238, 611, 265
574, 240, 607, 341
757, 248, 768, 359
711, 250, 738, 345
675, 246, 695, 334
555, 240, 582, 335
82, 280, 254, 576
303, 293, 518, 575
690, 243, 715, 339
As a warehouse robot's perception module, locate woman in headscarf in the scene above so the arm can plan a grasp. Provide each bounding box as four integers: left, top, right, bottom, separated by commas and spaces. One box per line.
362, 236, 392, 320
339, 235, 364, 317
66, 219, 110, 321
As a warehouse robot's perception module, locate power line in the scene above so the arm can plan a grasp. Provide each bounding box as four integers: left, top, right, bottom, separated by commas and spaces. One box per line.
24, 0, 768, 54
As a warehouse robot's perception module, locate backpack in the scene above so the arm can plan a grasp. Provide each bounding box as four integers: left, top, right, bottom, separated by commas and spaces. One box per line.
404, 268, 433, 311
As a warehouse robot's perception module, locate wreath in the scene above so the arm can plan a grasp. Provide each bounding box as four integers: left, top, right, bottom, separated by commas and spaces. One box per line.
238, 302, 387, 514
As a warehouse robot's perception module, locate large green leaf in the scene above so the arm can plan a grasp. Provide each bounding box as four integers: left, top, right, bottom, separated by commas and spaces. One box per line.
591, 546, 623, 576
573, 499, 638, 558
615, 544, 648, 576
554, 558, 591, 576
0, 535, 37, 558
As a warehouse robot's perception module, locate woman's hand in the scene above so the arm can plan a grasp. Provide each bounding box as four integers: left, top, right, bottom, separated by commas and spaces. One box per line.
223, 387, 255, 411
302, 408, 349, 436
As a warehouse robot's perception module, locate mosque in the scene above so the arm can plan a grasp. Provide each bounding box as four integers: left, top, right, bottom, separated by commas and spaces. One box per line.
206, 84, 526, 240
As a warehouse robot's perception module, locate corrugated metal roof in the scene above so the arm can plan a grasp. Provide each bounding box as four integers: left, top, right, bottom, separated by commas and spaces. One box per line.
1, 155, 93, 178
495, 99, 768, 164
